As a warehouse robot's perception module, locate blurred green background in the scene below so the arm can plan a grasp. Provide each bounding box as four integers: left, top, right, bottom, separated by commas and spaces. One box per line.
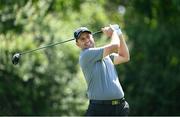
0, 0, 180, 116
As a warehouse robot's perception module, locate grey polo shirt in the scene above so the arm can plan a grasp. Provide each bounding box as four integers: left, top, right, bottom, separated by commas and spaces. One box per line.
79, 47, 124, 100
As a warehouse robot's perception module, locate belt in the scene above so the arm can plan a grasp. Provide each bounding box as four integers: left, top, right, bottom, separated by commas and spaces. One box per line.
90, 97, 125, 105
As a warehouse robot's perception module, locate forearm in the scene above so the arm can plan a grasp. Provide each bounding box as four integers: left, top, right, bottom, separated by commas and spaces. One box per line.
102, 26, 121, 57
119, 34, 130, 59
110, 31, 120, 46
106, 24, 130, 64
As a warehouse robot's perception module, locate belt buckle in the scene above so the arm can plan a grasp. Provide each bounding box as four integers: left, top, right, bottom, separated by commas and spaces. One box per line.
112, 100, 118, 105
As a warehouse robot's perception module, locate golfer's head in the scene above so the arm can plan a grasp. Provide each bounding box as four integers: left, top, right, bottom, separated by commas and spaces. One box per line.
74, 27, 95, 49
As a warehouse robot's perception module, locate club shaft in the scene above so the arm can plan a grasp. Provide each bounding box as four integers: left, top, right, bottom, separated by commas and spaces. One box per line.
20, 30, 102, 55
92, 30, 102, 35
20, 38, 75, 55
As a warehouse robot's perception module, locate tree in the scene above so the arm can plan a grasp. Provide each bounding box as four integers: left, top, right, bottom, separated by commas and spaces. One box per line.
0, 0, 111, 115
123, 0, 180, 115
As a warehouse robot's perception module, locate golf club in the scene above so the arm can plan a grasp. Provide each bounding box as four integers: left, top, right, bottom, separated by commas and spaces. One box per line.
12, 30, 102, 65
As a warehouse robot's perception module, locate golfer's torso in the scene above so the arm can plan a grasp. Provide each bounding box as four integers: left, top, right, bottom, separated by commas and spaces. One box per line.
80, 48, 124, 100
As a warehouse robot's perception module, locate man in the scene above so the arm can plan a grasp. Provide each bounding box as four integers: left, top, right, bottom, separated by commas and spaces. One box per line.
74, 24, 130, 116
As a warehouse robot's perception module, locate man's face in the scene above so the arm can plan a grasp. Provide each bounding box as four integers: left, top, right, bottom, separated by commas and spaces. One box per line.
76, 32, 95, 49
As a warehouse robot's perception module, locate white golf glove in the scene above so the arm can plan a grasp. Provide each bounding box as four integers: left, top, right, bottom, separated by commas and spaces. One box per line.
110, 24, 122, 35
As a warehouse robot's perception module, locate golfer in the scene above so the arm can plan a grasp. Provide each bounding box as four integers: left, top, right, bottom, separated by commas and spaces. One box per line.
74, 24, 130, 116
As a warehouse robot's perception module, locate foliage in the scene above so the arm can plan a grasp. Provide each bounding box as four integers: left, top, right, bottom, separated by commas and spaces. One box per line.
0, 0, 110, 115
123, 0, 180, 115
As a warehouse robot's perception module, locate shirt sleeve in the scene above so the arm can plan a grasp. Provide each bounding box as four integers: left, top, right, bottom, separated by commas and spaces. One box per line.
81, 47, 104, 64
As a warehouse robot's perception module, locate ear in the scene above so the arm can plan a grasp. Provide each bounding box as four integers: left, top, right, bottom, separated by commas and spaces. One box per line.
76, 41, 80, 47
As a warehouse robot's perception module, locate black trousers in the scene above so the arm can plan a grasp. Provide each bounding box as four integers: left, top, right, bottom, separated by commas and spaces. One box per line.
85, 100, 130, 116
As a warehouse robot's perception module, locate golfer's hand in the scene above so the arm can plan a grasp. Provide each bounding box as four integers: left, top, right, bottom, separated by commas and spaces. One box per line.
101, 25, 114, 38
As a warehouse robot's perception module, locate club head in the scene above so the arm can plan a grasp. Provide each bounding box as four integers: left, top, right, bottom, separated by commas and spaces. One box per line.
12, 53, 21, 65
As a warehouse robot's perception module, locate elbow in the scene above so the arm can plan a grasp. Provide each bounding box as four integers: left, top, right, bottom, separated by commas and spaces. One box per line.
126, 54, 130, 62
125, 51, 130, 62
126, 56, 130, 62
124, 55, 130, 63
120, 52, 130, 63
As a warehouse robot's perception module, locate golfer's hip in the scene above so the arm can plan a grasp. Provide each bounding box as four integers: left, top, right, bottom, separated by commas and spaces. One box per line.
90, 97, 125, 105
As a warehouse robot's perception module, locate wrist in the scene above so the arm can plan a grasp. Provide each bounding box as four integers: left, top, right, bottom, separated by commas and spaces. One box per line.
110, 24, 122, 36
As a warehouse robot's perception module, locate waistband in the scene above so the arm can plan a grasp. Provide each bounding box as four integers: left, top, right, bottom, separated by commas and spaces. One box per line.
90, 97, 125, 105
